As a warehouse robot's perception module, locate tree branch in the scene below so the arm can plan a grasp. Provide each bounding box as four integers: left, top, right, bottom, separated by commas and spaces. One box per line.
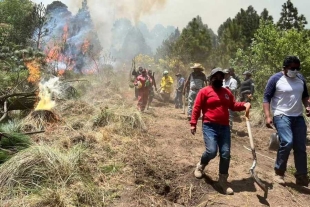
0, 91, 37, 101
0, 101, 8, 123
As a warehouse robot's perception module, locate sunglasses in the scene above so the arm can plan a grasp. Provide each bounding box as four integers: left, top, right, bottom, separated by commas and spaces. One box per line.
288, 67, 301, 71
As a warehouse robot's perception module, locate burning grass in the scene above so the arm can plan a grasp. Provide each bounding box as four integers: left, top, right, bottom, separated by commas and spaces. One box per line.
0, 74, 151, 206
21, 110, 60, 132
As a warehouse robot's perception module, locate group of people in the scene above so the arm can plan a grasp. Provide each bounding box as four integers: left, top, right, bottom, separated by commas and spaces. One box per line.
132, 66, 175, 112
191, 56, 309, 195
132, 55, 310, 195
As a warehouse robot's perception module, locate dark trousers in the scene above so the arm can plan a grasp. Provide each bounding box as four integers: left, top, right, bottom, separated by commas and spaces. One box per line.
174, 91, 183, 108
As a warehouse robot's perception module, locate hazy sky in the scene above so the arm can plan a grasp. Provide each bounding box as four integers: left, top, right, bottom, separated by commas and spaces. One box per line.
34, 0, 310, 33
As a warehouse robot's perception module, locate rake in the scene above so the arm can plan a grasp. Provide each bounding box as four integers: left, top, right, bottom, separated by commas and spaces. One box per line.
245, 109, 269, 198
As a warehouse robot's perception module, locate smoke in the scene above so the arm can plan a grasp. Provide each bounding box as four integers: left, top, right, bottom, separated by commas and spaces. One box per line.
35, 77, 62, 111
62, 0, 167, 48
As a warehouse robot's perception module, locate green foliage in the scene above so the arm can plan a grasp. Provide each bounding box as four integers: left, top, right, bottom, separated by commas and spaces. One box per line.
231, 21, 310, 96
216, 6, 261, 67
0, 0, 35, 46
277, 0, 307, 31
260, 8, 273, 23
0, 122, 31, 163
174, 16, 212, 64
0, 45, 45, 92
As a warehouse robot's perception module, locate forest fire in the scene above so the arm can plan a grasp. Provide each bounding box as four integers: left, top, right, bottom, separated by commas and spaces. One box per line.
35, 77, 61, 111
25, 60, 41, 83
82, 39, 90, 54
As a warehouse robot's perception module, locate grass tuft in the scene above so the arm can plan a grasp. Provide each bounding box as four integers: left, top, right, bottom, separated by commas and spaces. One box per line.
0, 144, 84, 189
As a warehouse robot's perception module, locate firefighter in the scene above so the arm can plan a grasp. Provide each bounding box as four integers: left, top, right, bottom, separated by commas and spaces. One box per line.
132, 66, 143, 99
134, 69, 152, 112
160, 70, 173, 103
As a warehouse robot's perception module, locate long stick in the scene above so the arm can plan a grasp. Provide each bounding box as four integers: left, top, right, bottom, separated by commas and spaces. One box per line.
183, 94, 186, 114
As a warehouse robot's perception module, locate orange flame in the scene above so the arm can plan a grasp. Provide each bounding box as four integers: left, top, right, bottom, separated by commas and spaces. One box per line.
25, 60, 41, 83
63, 24, 68, 42
82, 39, 90, 54
58, 69, 65, 76
46, 45, 61, 62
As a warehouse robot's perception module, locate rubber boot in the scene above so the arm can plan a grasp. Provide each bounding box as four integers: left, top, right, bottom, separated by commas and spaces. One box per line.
218, 174, 234, 195
295, 174, 309, 187
194, 162, 206, 179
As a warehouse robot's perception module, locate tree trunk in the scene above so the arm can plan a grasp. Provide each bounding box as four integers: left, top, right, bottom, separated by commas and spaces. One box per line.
6, 96, 37, 111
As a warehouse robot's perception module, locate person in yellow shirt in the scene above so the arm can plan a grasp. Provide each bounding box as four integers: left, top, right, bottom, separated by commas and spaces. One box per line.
160, 70, 173, 103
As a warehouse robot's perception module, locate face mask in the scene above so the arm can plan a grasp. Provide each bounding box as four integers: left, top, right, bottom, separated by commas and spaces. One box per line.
287, 70, 298, 78
212, 80, 223, 88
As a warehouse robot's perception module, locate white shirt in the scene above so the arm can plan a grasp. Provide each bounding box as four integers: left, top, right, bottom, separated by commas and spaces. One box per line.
223, 76, 237, 91
272, 75, 304, 116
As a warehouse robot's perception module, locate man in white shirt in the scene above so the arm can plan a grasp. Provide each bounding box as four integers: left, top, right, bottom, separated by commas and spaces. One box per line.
263, 56, 310, 187
223, 69, 237, 130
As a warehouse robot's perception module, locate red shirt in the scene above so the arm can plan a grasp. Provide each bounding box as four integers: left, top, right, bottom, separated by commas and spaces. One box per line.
135, 75, 152, 89
190, 86, 246, 126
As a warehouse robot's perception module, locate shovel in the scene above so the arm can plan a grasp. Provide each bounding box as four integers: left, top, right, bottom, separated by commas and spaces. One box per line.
245, 108, 269, 198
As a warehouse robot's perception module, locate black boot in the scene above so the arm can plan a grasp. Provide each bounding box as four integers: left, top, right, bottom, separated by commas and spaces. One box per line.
295, 174, 309, 187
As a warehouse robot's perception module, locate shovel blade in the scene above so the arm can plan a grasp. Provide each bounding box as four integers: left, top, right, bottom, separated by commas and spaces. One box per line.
250, 168, 268, 198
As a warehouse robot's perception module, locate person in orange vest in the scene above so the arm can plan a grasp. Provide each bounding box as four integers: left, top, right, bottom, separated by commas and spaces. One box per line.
134, 68, 152, 112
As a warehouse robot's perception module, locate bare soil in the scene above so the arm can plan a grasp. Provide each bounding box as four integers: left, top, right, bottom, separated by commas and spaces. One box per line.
115, 98, 310, 207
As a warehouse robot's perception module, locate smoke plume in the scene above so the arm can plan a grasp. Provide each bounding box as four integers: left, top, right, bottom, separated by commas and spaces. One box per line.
64, 0, 167, 47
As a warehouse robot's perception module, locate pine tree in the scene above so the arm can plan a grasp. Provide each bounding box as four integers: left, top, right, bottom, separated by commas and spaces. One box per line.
260, 8, 273, 23
174, 16, 212, 63
235, 6, 260, 44
277, 0, 307, 30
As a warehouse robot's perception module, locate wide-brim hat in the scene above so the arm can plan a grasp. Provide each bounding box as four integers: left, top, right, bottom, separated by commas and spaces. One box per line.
190, 63, 204, 70
223, 69, 230, 74
209, 67, 225, 78
175, 73, 181, 76
243, 71, 252, 75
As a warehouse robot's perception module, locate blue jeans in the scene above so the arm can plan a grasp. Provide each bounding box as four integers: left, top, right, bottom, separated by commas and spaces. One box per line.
273, 115, 307, 176
201, 123, 231, 174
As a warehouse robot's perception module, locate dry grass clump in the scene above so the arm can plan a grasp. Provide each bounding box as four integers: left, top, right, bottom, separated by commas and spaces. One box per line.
20, 110, 61, 132
0, 144, 83, 188
57, 100, 95, 117
93, 106, 147, 136
0, 144, 106, 206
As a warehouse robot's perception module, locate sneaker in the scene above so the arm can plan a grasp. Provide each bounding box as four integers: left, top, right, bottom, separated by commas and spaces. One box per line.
273, 174, 285, 185
194, 162, 206, 179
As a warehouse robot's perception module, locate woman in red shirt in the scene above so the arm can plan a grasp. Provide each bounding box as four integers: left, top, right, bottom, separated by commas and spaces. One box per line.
190, 68, 250, 195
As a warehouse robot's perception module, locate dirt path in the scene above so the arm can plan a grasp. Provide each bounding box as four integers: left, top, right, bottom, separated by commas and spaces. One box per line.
116, 99, 310, 207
